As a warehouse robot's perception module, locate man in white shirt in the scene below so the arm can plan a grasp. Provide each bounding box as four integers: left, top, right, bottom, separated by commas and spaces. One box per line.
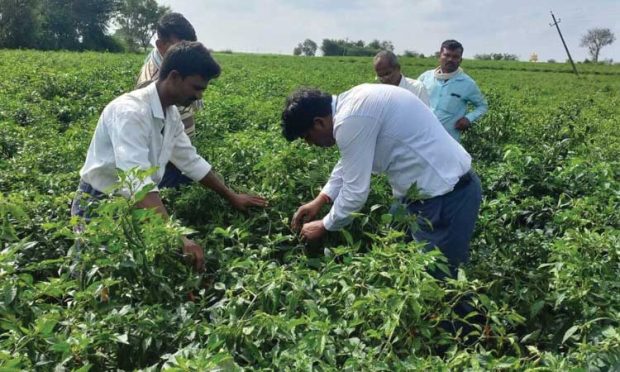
373, 50, 430, 106
282, 84, 482, 276
72, 41, 267, 272
136, 12, 202, 188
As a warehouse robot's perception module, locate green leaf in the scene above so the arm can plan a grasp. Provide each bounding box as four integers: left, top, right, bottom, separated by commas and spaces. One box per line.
529, 300, 545, 318
562, 325, 579, 344
51, 342, 71, 353
116, 333, 129, 344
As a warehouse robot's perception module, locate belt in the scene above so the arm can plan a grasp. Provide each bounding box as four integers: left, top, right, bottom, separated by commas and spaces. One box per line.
401, 170, 474, 204
452, 170, 472, 192
77, 180, 105, 198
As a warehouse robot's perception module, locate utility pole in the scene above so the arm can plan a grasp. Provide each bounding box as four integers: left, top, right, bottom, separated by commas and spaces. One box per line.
550, 11, 579, 76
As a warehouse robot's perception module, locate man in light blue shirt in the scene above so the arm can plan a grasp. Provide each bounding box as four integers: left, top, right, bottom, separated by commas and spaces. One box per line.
418, 40, 488, 142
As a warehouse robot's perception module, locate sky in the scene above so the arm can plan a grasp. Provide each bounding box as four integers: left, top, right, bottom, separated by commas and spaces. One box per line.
156, 0, 620, 62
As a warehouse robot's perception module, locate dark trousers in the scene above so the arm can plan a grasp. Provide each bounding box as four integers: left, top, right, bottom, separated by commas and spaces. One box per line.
71, 163, 192, 218
401, 171, 482, 278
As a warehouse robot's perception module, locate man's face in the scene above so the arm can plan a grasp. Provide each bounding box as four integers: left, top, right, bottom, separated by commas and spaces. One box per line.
156, 36, 183, 56
439, 47, 463, 73
302, 117, 336, 148
171, 73, 209, 107
374, 58, 401, 85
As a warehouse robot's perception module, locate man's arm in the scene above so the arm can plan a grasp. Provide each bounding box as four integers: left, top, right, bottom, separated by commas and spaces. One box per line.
299, 116, 379, 241
464, 81, 488, 124
321, 116, 378, 231
108, 109, 204, 271
136, 191, 204, 272
198, 170, 267, 211
168, 120, 267, 210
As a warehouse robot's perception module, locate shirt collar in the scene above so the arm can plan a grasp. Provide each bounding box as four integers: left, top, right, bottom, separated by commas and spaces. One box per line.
146, 82, 166, 120
331, 95, 338, 116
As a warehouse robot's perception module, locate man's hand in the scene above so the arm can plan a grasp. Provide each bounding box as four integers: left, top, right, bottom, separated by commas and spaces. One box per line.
228, 193, 268, 211
181, 236, 205, 272
199, 171, 267, 212
454, 117, 471, 131
300, 220, 327, 242
292, 194, 329, 231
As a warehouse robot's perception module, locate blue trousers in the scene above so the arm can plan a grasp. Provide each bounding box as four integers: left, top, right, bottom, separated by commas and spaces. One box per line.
399, 171, 482, 278
71, 162, 192, 218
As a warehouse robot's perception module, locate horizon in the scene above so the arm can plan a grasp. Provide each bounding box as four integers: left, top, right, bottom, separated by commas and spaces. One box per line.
156, 0, 620, 63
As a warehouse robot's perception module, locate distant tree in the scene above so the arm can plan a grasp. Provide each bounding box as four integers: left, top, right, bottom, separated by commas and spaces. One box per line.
116, 0, 169, 52
403, 50, 424, 58
474, 53, 492, 60
503, 53, 518, 61
547, 59, 556, 63
366, 39, 382, 50
580, 28, 615, 63
320, 39, 342, 56
293, 44, 302, 56
38, 0, 80, 50
0, 0, 40, 48
38, 0, 120, 51
474, 53, 518, 61
321, 38, 394, 56
72, 0, 120, 51
380, 40, 394, 52
300, 39, 317, 56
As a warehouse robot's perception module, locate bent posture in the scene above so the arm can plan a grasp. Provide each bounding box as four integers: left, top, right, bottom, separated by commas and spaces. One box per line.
282, 84, 481, 276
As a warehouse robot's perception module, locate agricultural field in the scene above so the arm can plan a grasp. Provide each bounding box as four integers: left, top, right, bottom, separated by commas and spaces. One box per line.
0, 50, 619, 370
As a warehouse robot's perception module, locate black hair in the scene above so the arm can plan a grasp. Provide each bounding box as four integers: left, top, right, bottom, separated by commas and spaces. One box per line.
441, 39, 464, 53
157, 12, 197, 42
281, 88, 332, 141
159, 41, 221, 81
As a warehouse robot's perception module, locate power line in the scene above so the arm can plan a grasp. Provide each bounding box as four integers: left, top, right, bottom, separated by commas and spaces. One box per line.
550, 11, 579, 76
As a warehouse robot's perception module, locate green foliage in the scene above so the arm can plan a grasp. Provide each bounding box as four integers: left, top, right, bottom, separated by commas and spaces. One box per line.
321, 38, 394, 56
116, 0, 170, 52
0, 50, 619, 369
0, 0, 122, 51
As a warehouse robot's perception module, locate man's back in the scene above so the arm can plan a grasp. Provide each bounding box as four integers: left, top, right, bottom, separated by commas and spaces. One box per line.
334, 84, 471, 198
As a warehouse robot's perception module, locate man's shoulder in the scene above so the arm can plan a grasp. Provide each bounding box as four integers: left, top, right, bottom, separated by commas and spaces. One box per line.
419, 69, 434, 78
402, 76, 424, 87
136, 51, 159, 88
456, 71, 479, 85
104, 89, 151, 117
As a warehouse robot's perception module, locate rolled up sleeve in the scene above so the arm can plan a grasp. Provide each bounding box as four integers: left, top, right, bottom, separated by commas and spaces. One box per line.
464, 83, 488, 124
168, 123, 212, 182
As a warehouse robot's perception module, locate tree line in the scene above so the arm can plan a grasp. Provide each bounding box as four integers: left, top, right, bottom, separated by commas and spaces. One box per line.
0, 0, 169, 52
293, 38, 395, 57
294, 28, 615, 63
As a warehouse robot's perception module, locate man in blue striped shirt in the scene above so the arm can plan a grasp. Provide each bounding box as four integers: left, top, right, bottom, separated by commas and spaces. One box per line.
418, 40, 488, 142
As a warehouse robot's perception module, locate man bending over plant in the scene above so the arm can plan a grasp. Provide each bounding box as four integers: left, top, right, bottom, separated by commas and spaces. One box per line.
282, 84, 482, 277
72, 41, 267, 272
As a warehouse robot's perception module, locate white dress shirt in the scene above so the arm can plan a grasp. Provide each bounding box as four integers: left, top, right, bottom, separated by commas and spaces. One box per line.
398, 75, 430, 107
321, 84, 471, 231
79, 83, 211, 197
